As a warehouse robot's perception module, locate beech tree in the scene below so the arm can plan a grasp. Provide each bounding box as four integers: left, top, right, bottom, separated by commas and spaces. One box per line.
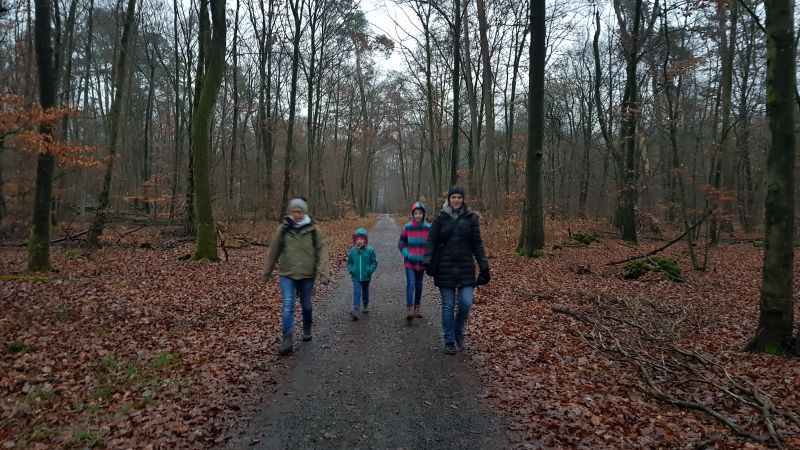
746, 0, 796, 354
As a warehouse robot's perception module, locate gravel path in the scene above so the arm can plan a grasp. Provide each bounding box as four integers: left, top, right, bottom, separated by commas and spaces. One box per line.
228, 215, 509, 449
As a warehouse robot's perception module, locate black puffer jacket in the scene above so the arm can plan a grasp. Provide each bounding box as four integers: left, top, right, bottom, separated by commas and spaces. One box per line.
423, 206, 489, 288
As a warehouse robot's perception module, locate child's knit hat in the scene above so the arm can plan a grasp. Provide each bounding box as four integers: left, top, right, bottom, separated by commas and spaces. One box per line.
410, 201, 426, 220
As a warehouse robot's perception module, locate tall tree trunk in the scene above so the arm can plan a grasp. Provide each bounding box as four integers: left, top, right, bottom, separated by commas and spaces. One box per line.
422, 9, 438, 194
708, 0, 737, 245
505, 22, 528, 194
282, 0, 303, 214
228, 0, 240, 206
27, 0, 58, 271
462, 1, 480, 197
617, 0, 641, 243
87, 0, 136, 246
191, 0, 226, 260
519, 0, 544, 255
736, 14, 757, 232
747, 0, 796, 354
449, 0, 461, 187
169, 0, 181, 220
475, 0, 497, 210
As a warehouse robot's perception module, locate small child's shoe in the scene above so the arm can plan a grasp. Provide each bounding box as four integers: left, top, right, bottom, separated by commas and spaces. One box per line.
413, 305, 422, 318
406, 306, 414, 321
350, 309, 359, 321
362, 307, 369, 315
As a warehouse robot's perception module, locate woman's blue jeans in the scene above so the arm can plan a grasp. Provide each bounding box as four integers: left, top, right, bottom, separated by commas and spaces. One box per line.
439, 286, 474, 344
280, 276, 314, 334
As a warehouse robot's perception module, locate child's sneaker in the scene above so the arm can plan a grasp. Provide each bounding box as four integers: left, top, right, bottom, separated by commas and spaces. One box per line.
444, 342, 457, 355
362, 307, 369, 315
351, 309, 359, 321
302, 323, 313, 341
413, 305, 422, 318
406, 306, 414, 321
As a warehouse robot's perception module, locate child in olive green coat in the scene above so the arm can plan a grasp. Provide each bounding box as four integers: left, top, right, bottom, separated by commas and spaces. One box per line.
262, 198, 330, 355
347, 228, 378, 320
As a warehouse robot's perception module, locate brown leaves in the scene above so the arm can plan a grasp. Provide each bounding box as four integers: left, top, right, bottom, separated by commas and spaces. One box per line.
470, 217, 800, 448
0, 216, 373, 448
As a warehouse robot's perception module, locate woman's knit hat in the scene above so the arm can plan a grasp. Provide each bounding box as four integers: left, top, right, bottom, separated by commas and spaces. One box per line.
447, 186, 466, 203
288, 198, 308, 213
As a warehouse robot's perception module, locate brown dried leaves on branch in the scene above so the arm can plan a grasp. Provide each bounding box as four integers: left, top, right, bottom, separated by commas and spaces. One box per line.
470, 217, 799, 448
0, 216, 374, 448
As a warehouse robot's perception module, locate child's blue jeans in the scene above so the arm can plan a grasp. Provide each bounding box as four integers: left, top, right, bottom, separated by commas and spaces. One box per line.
353, 280, 370, 311
405, 268, 424, 307
280, 276, 314, 335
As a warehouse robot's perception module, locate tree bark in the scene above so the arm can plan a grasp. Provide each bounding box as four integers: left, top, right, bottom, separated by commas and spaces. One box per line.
747, 0, 795, 354
282, 0, 303, 214
27, 0, 58, 271
462, 1, 480, 197
87, 0, 137, 246
191, 0, 226, 260
449, 0, 461, 187
475, 0, 497, 210
519, 0, 544, 255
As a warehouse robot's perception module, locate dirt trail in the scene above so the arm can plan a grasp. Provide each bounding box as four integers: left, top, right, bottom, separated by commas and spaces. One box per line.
227, 215, 509, 449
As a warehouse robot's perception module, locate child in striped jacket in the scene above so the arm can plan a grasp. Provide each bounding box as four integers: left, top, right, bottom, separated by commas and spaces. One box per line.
398, 201, 431, 320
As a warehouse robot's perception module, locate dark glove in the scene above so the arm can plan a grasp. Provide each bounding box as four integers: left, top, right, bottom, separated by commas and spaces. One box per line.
425, 264, 436, 277
476, 269, 490, 286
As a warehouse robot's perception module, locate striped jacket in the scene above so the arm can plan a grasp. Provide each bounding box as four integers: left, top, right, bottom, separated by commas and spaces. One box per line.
398, 220, 431, 271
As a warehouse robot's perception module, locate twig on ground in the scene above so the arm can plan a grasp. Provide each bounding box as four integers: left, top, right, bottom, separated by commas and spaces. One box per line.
607, 211, 711, 265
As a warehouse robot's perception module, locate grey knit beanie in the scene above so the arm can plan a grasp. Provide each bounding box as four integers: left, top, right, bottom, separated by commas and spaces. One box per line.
288, 198, 309, 213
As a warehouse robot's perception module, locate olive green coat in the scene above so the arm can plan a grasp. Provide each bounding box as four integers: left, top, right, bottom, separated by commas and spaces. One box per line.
262, 218, 330, 283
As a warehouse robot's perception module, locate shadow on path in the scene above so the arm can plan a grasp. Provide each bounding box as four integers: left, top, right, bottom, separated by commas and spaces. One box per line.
226, 215, 509, 449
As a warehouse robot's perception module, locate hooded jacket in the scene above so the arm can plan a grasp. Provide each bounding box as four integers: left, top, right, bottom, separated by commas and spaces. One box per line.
423, 204, 488, 288
262, 216, 330, 283
348, 228, 378, 282
398, 201, 431, 272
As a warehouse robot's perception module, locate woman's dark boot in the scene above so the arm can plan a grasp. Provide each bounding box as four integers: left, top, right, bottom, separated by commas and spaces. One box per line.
279, 334, 293, 355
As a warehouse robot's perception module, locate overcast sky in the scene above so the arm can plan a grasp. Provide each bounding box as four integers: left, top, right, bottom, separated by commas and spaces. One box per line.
361, 0, 418, 72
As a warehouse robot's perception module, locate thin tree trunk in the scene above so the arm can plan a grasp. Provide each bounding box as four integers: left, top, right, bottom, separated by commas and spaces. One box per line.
476, 0, 496, 210
87, 0, 136, 246
229, 0, 240, 207
282, 0, 303, 214
169, 0, 181, 220
708, 0, 737, 245
449, 0, 461, 187
462, 1, 480, 197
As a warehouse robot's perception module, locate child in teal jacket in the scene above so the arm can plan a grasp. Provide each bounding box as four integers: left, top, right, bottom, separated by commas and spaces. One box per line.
347, 228, 378, 319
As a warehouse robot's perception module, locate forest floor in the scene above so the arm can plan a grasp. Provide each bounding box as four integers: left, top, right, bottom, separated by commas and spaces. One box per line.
1, 213, 799, 448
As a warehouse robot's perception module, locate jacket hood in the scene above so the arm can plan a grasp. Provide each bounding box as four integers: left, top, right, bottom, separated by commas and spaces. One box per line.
410, 201, 426, 221
353, 227, 369, 246
441, 202, 472, 220
284, 214, 313, 228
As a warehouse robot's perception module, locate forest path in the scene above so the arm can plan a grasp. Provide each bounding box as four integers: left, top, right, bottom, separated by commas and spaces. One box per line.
226, 214, 509, 449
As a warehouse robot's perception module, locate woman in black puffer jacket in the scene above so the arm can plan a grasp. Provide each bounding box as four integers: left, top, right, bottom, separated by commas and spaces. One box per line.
424, 186, 490, 354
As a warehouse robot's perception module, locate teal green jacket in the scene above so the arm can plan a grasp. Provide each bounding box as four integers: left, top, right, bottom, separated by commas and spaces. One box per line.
347, 245, 378, 281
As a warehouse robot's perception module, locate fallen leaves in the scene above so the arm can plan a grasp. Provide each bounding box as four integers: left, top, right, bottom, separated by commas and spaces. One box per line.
469, 217, 800, 448
0, 216, 374, 448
